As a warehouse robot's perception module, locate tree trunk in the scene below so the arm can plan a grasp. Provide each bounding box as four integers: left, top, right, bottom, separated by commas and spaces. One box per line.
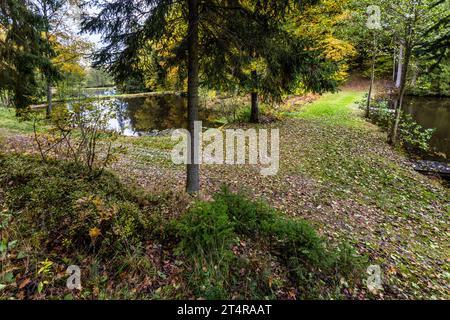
389, 43, 412, 145
250, 70, 259, 123
392, 45, 397, 82
46, 81, 52, 118
395, 45, 403, 88
366, 36, 377, 118
43, 2, 52, 118
250, 92, 259, 123
186, 0, 200, 193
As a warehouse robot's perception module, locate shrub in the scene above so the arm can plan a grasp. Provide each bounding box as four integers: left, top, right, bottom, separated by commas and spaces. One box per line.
176, 199, 235, 299
0, 154, 153, 256
213, 186, 276, 236
399, 114, 435, 152
266, 217, 327, 268
361, 98, 435, 153
33, 99, 122, 175
176, 186, 366, 299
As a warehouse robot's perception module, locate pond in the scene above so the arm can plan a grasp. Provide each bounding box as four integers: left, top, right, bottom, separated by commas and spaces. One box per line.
93, 94, 216, 136
54, 88, 216, 136
403, 96, 450, 160
58, 91, 450, 160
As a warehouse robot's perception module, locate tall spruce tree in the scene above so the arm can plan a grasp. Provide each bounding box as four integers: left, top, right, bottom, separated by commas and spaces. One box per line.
80, 0, 336, 192
200, 6, 338, 123
33, 0, 69, 117
0, 0, 56, 114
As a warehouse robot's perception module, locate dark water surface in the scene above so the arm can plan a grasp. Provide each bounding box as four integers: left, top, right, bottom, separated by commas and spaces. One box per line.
104, 94, 215, 136
403, 96, 450, 159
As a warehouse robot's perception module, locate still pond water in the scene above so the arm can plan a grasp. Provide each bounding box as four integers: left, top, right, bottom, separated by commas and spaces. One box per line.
82, 89, 450, 159
105, 94, 215, 136
403, 97, 450, 159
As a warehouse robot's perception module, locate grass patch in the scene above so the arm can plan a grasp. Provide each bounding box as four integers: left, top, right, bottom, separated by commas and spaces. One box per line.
0, 108, 48, 134
0, 153, 168, 299
287, 91, 365, 127
0, 154, 365, 300
118, 135, 177, 151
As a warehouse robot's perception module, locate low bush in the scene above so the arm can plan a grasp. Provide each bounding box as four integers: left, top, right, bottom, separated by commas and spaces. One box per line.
0, 154, 154, 257
213, 186, 277, 236
175, 186, 366, 299
0, 155, 366, 299
175, 199, 235, 299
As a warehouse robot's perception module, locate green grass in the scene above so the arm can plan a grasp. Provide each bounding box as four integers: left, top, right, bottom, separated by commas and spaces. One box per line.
118, 135, 177, 151
1, 90, 449, 299
0, 107, 46, 134
288, 90, 365, 127
276, 91, 450, 299
0, 153, 364, 300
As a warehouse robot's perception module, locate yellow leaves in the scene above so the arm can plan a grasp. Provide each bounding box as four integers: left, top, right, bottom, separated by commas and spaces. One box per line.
37, 259, 53, 275
75, 196, 116, 229
48, 31, 92, 78
285, 0, 355, 83
321, 36, 357, 62
89, 227, 102, 241
60, 63, 85, 77
318, 36, 356, 81
268, 276, 274, 288
92, 196, 103, 208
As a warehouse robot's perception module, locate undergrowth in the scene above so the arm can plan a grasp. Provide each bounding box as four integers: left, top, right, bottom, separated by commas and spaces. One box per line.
0, 154, 366, 300
174, 186, 367, 299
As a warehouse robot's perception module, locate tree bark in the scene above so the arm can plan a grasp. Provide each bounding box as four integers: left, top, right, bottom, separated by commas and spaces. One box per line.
366, 35, 377, 118
395, 45, 403, 88
186, 0, 200, 193
46, 81, 52, 118
250, 92, 259, 123
389, 41, 412, 145
250, 70, 259, 123
43, 2, 52, 118
392, 45, 397, 82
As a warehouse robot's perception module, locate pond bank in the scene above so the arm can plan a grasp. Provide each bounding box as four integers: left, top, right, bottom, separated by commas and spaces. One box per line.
29, 91, 184, 109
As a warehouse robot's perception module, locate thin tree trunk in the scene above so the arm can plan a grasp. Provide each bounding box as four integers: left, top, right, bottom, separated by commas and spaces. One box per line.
392, 45, 397, 82
389, 43, 412, 145
395, 45, 403, 88
250, 70, 259, 123
186, 0, 200, 193
43, 2, 52, 118
46, 81, 52, 118
366, 35, 377, 118
250, 92, 259, 123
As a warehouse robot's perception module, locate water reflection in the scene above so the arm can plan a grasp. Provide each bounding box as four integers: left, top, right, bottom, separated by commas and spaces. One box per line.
403, 97, 450, 159
105, 94, 214, 136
